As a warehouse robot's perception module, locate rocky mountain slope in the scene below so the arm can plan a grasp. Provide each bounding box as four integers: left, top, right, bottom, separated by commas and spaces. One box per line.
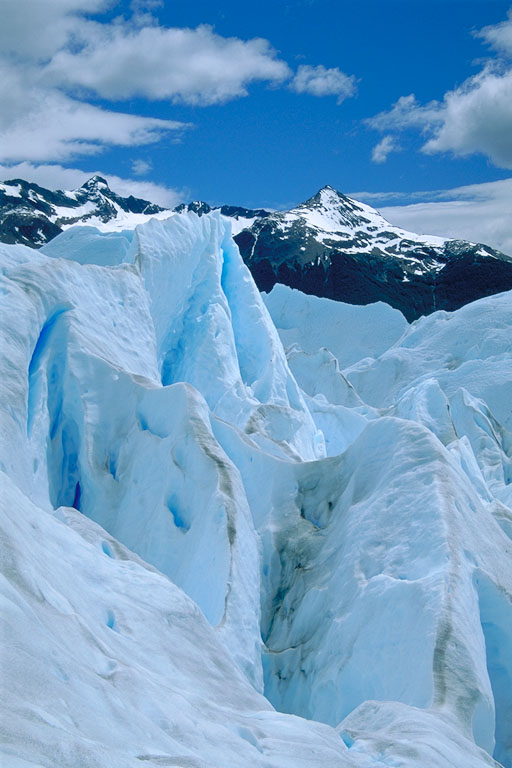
1, 212, 511, 767
1, 176, 511, 320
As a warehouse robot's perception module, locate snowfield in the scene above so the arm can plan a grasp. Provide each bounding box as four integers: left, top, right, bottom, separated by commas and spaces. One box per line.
1, 212, 511, 768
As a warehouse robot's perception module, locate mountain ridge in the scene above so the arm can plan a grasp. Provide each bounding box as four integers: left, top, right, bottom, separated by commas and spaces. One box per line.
1, 176, 511, 320
235, 185, 512, 320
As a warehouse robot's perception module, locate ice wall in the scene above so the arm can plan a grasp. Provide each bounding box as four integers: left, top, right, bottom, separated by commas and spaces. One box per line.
1, 214, 511, 768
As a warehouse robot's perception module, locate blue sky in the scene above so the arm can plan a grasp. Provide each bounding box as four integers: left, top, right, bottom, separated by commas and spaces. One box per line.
1, 0, 511, 250
115, 0, 512, 207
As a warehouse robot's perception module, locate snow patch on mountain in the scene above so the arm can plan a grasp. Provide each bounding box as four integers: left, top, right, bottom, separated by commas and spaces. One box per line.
3, 176, 512, 324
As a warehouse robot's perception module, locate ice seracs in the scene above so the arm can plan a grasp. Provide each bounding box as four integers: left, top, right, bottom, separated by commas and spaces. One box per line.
263, 283, 408, 369
1, 210, 511, 768
1, 471, 357, 768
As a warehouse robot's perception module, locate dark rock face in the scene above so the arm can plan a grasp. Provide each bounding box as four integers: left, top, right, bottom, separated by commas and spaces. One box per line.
1, 178, 511, 321
174, 201, 213, 215
175, 201, 271, 220
434, 243, 512, 316
239, 236, 512, 322
0, 209, 62, 248
218, 204, 271, 220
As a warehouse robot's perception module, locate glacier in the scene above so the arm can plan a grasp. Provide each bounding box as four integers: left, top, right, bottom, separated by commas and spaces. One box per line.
1, 212, 511, 768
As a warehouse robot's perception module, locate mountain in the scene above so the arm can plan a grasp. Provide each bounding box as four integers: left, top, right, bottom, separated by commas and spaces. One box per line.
0, 175, 166, 247
175, 199, 271, 222
0, 175, 270, 247
1, 176, 512, 321
234, 185, 512, 321
1, 212, 511, 767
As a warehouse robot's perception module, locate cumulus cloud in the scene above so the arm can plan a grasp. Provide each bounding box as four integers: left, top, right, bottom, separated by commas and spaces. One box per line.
0, 2, 189, 163
289, 64, 356, 104
353, 178, 512, 255
421, 69, 512, 167
366, 11, 512, 169
44, 24, 291, 106
0, 162, 184, 208
371, 135, 400, 164
0, 0, 359, 188
366, 94, 441, 132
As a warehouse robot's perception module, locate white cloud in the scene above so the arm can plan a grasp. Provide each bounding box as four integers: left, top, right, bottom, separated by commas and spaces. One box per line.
289, 64, 356, 104
421, 69, 512, 167
366, 94, 441, 132
44, 24, 291, 106
0, 2, 192, 163
371, 135, 400, 164
366, 11, 512, 169
103, 175, 183, 208
0, 162, 184, 208
477, 9, 512, 55
131, 159, 153, 176
374, 178, 512, 255
0, 82, 187, 163
0, 0, 359, 169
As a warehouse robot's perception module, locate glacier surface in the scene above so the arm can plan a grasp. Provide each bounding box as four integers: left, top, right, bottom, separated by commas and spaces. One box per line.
1, 212, 511, 768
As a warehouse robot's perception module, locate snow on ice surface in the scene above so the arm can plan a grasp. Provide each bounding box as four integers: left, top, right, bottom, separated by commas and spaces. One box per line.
344, 290, 512, 430
2, 471, 499, 768
42, 226, 134, 266
1, 211, 512, 768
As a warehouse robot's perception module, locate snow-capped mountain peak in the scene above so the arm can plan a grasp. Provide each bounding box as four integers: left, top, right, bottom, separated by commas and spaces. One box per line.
253, 183, 447, 248
0, 175, 170, 246
301, 183, 354, 209
79, 175, 110, 192
290, 184, 387, 233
